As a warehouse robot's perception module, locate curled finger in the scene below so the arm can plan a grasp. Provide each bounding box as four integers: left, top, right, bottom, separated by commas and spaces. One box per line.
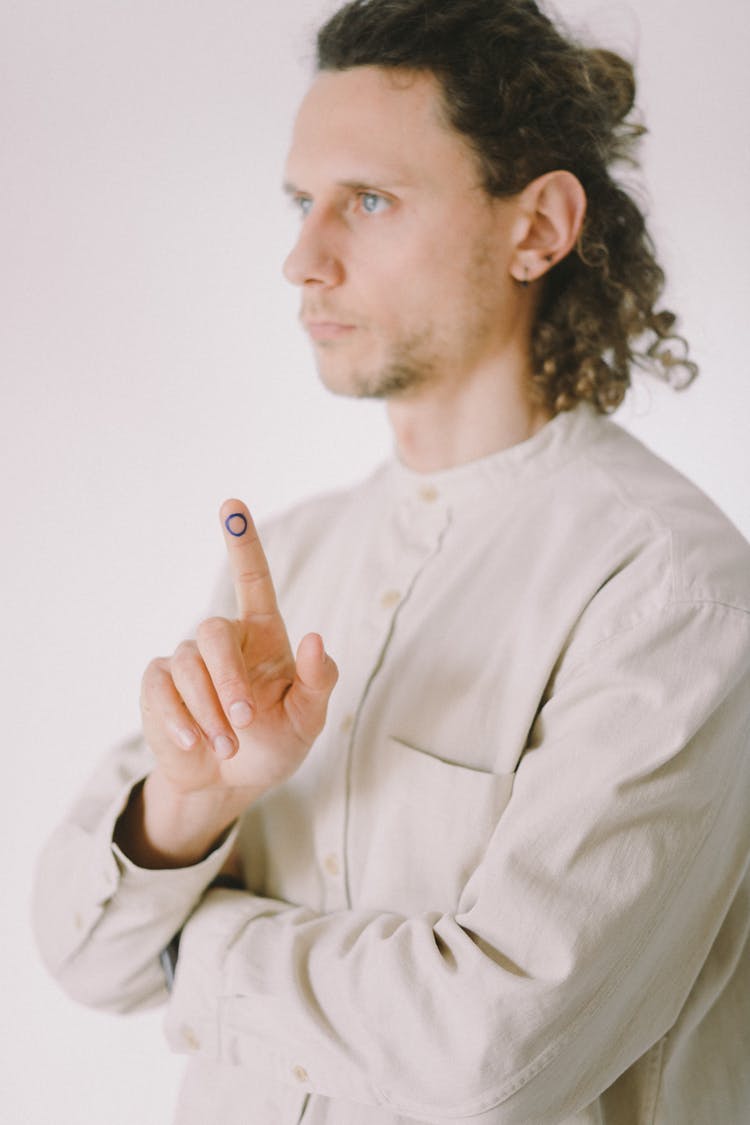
170, 640, 239, 761
195, 616, 255, 731
141, 657, 202, 752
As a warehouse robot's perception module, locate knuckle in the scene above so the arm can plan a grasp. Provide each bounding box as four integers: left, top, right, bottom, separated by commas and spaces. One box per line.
172, 639, 199, 668
140, 660, 173, 717
238, 565, 271, 587
141, 657, 169, 697
142, 656, 166, 682
254, 655, 290, 682
196, 616, 231, 644
213, 672, 248, 699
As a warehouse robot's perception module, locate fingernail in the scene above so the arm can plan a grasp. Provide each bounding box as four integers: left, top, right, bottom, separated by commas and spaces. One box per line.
214, 734, 236, 760
177, 727, 197, 750
229, 701, 253, 728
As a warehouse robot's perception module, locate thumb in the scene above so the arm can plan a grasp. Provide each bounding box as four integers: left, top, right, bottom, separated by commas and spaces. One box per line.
284, 633, 339, 745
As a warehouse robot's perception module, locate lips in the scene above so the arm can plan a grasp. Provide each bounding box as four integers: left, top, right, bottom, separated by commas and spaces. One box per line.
302, 317, 357, 342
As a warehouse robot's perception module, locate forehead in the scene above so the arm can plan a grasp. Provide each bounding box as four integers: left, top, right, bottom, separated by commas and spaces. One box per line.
284, 65, 479, 190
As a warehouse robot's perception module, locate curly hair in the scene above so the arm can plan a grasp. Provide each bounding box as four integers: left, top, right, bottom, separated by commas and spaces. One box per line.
316, 0, 697, 414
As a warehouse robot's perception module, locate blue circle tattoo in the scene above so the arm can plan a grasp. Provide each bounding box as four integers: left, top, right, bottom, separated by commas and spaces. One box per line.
225, 512, 248, 538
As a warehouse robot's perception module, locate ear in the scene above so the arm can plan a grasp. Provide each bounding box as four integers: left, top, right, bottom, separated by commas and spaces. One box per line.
508, 171, 587, 285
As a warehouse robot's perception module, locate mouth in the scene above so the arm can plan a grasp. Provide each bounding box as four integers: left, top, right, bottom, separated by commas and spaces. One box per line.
302, 317, 358, 342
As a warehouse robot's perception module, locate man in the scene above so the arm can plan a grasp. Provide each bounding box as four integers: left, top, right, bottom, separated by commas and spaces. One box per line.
34, 2, 750, 1122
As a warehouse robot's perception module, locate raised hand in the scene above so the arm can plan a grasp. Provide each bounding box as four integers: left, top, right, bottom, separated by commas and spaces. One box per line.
119, 500, 338, 868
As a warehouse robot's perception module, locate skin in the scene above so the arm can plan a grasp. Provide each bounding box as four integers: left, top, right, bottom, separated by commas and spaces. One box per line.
116, 66, 586, 868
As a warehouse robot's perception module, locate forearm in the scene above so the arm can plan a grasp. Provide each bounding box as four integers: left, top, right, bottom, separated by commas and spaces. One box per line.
163, 890, 656, 1121
166, 804, 744, 1124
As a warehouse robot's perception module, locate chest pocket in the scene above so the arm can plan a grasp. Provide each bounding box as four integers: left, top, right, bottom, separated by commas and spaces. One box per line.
351, 735, 514, 915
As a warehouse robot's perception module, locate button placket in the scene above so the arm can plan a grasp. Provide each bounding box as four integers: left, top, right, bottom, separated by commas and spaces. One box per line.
341, 497, 451, 911
312, 702, 357, 911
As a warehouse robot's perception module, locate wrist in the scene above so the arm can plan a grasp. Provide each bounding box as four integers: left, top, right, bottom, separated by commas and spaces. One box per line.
115, 770, 248, 869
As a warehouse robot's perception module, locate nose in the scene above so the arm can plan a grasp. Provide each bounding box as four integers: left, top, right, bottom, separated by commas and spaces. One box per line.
283, 210, 344, 289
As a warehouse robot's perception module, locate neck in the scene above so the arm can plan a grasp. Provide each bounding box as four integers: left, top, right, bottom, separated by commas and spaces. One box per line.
386, 351, 552, 473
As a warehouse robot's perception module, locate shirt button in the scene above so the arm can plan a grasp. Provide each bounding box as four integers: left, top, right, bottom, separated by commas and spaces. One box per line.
292, 1064, 309, 1083
418, 484, 439, 503
340, 713, 354, 735
380, 589, 401, 610
323, 853, 340, 877
180, 1024, 201, 1051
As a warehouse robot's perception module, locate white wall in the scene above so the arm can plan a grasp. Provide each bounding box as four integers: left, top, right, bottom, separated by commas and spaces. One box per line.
2, 1, 747, 1121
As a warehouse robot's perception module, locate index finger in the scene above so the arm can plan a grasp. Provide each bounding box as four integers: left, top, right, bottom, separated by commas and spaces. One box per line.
220, 499, 279, 619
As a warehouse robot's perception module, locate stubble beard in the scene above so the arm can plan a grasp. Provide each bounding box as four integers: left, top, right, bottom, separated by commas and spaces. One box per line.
317, 330, 437, 401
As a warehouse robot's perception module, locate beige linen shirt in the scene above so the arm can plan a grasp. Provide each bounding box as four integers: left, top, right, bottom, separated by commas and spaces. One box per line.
34, 405, 750, 1123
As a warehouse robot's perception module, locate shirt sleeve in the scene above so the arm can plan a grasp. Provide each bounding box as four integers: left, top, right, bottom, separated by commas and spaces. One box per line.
31, 733, 238, 1013
163, 599, 750, 1122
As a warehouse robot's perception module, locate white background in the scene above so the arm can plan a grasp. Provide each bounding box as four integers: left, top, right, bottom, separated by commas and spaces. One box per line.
2, 1, 748, 1121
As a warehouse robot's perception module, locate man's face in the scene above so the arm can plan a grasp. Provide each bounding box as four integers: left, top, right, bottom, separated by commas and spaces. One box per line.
282, 66, 521, 400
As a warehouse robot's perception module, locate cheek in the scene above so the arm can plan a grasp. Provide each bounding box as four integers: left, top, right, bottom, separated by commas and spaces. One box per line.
350, 217, 496, 328
419, 221, 499, 304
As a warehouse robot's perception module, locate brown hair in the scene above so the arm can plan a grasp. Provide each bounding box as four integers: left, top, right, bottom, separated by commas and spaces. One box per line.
316, 0, 697, 413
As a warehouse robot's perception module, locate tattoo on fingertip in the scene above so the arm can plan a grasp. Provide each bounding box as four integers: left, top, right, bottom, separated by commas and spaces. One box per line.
225, 513, 248, 538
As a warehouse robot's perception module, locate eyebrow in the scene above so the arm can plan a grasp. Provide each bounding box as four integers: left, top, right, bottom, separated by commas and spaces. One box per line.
282, 177, 410, 197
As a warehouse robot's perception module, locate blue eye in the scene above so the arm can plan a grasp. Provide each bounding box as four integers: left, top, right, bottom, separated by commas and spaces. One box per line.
359, 192, 389, 214
293, 195, 313, 218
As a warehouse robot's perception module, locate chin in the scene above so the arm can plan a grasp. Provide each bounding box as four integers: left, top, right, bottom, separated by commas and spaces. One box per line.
317, 356, 430, 401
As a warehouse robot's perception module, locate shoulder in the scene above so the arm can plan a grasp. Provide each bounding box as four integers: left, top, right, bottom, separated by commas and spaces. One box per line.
561, 411, 750, 616
506, 408, 750, 674
531, 416, 750, 730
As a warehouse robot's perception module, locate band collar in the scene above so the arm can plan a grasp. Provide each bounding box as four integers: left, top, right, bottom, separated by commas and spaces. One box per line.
387, 402, 606, 511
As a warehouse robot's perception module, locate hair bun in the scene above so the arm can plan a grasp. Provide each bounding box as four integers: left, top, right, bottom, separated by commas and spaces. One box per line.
583, 47, 636, 125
